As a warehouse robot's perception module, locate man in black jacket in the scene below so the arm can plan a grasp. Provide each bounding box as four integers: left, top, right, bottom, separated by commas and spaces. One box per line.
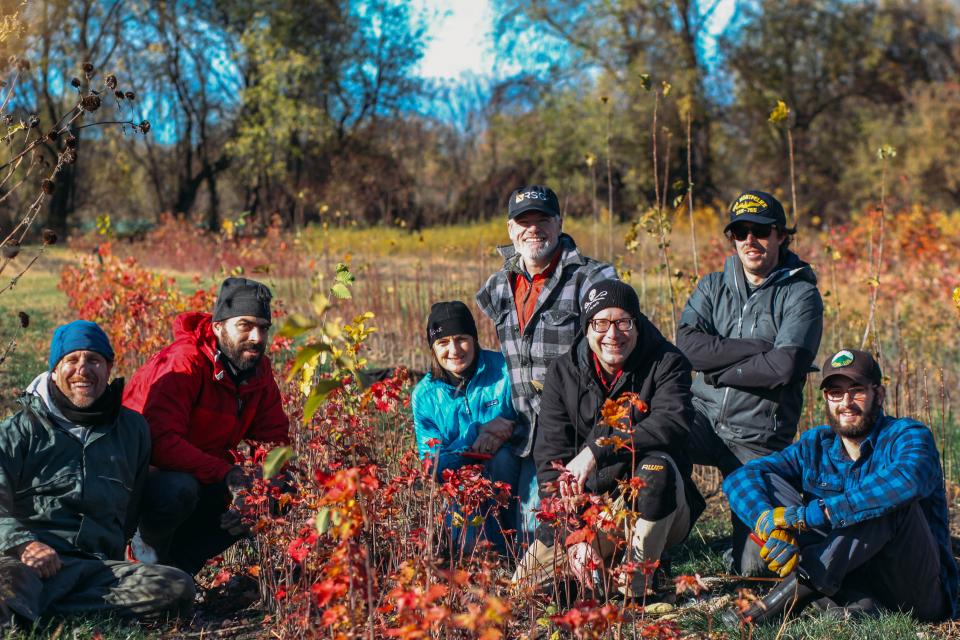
512, 280, 704, 600
676, 190, 823, 575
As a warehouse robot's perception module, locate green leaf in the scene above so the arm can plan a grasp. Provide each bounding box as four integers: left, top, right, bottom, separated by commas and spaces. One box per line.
315, 507, 331, 535
263, 445, 294, 479
303, 378, 342, 423
330, 282, 352, 299
285, 343, 331, 382
278, 313, 317, 338
334, 262, 354, 285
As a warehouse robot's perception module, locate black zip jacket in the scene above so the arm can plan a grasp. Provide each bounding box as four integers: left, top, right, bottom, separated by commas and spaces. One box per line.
534, 315, 705, 520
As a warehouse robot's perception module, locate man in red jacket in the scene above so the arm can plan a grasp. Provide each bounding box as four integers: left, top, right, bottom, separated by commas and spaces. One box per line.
124, 277, 290, 574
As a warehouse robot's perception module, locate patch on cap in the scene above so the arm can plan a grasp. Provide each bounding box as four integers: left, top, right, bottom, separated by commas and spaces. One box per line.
732, 193, 769, 216
582, 287, 608, 314
830, 350, 855, 368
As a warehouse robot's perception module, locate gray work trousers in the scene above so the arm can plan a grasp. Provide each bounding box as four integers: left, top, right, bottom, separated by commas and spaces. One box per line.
0, 554, 195, 623
761, 472, 951, 622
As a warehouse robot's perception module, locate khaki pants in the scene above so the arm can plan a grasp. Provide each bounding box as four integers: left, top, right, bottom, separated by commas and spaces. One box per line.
512, 452, 691, 595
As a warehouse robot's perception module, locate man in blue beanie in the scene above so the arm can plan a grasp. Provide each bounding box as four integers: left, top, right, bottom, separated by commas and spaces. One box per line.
0, 320, 194, 625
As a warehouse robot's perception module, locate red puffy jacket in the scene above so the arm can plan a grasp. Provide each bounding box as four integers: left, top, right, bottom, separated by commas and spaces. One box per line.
123, 312, 290, 484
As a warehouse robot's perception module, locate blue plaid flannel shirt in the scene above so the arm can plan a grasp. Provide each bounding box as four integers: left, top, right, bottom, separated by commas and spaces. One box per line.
725, 414, 958, 617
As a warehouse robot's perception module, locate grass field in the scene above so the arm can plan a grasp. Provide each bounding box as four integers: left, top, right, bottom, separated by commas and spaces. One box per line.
0, 211, 957, 638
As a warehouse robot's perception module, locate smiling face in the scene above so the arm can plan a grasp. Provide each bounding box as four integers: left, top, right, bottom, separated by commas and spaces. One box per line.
507, 211, 561, 269
51, 350, 113, 407
824, 377, 885, 441
729, 223, 785, 284
431, 334, 476, 377
586, 307, 638, 375
213, 315, 271, 372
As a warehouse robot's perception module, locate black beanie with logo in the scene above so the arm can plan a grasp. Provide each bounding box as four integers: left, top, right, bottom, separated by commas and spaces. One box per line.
426, 301, 478, 344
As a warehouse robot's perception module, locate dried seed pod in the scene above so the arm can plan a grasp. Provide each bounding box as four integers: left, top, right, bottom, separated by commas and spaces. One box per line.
41, 179, 55, 195
71, 77, 81, 89
82, 61, 94, 77
61, 149, 77, 164
28, 115, 39, 128
105, 74, 117, 90
45, 130, 59, 142
80, 94, 101, 112
41, 228, 57, 245
114, 90, 124, 100
2, 243, 20, 259
65, 134, 78, 149
139, 120, 151, 134
124, 91, 135, 101
17, 311, 29, 328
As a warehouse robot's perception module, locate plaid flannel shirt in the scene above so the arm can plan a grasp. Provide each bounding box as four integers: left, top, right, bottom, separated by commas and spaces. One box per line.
476, 234, 616, 457
724, 414, 958, 617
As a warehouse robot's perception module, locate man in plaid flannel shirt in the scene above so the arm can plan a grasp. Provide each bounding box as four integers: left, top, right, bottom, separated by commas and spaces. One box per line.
477, 185, 616, 545
722, 348, 958, 625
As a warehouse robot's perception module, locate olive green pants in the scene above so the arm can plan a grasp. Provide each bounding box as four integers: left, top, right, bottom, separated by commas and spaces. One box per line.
0, 555, 194, 622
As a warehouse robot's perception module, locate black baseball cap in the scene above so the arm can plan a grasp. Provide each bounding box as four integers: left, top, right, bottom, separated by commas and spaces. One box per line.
724, 190, 787, 232
508, 185, 560, 220
819, 349, 883, 389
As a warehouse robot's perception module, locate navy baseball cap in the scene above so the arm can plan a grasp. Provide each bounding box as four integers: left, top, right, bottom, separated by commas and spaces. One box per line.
724, 190, 787, 232
508, 185, 560, 220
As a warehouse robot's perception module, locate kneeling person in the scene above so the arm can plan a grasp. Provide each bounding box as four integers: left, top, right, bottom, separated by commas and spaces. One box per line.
0, 321, 193, 624
724, 349, 958, 624
124, 277, 290, 574
513, 280, 704, 597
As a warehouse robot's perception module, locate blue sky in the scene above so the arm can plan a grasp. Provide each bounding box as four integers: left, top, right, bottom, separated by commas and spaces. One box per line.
414, 0, 737, 82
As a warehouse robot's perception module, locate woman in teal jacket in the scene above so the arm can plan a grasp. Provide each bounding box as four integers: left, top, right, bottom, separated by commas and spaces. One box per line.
411, 301, 522, 555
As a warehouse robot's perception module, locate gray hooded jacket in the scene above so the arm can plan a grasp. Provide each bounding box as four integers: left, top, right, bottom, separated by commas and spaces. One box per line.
677, 250, 823, 454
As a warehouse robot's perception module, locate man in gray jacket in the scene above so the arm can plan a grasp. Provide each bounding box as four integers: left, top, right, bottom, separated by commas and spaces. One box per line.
0, 321, 194, 625
477, 185, 617, 545
677, 190, 823, 574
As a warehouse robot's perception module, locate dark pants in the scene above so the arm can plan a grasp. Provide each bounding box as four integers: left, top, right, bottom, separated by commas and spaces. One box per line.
0, 555, 194, 623
139, 470, 245, 575
762, 472, 951, 622
686, 410, 769, 575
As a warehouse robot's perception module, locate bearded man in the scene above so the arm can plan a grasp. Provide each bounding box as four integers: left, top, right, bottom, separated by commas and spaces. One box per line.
477, 185, 617, 544
722, 349, 958, 625
124, 277, 290, 574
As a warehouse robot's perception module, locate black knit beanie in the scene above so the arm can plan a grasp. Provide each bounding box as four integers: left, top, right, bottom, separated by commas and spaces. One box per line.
426, 301, 478, 344
580, 279, 641, 329
213, 277, 273, 322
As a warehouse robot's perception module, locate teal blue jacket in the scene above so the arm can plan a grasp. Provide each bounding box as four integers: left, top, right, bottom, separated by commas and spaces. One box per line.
411, 349, 516, 474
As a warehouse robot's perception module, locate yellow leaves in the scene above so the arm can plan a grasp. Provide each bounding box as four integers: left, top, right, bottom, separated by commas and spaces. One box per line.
768, 99, 790, 124
584, 152, 596, 168
953, 286, 960, 315
877, 144, 897, 160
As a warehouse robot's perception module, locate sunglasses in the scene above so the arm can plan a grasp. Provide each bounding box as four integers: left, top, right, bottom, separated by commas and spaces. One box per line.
728, 224, 774, 241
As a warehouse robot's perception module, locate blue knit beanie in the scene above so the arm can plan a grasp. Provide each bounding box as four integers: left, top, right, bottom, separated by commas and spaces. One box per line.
48, 320, 115, 370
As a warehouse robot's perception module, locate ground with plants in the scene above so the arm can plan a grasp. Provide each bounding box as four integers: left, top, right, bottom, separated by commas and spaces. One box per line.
0, 206, 958, 639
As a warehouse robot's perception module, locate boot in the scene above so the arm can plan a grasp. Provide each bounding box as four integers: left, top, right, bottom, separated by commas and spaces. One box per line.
724, 572, 819, 626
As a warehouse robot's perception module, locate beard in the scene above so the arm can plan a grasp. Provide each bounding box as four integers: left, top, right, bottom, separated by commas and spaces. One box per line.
515, 236, 559, 263
826, 396, 883, 440
218, 333, 265, 372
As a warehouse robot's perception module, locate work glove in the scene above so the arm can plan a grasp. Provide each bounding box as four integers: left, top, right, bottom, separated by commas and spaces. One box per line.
759, 528, 799, 577
755, 505, 807, 540
221, 466, 254, 536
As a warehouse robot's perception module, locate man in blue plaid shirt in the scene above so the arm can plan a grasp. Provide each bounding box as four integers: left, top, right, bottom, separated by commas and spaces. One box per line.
723, 348, 958, 625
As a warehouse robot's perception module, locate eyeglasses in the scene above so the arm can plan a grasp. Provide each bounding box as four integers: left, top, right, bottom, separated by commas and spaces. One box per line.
728, 224, 774, 241
589, 318, 635, 333
824, 386, 872, 402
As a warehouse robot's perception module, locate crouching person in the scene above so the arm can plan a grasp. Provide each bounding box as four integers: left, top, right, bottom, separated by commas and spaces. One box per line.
0, 321, 194, 625
724, 349, 958, 624
412, 301, 523, 555
513, 280, 704, 599
123, 277, 290, 574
